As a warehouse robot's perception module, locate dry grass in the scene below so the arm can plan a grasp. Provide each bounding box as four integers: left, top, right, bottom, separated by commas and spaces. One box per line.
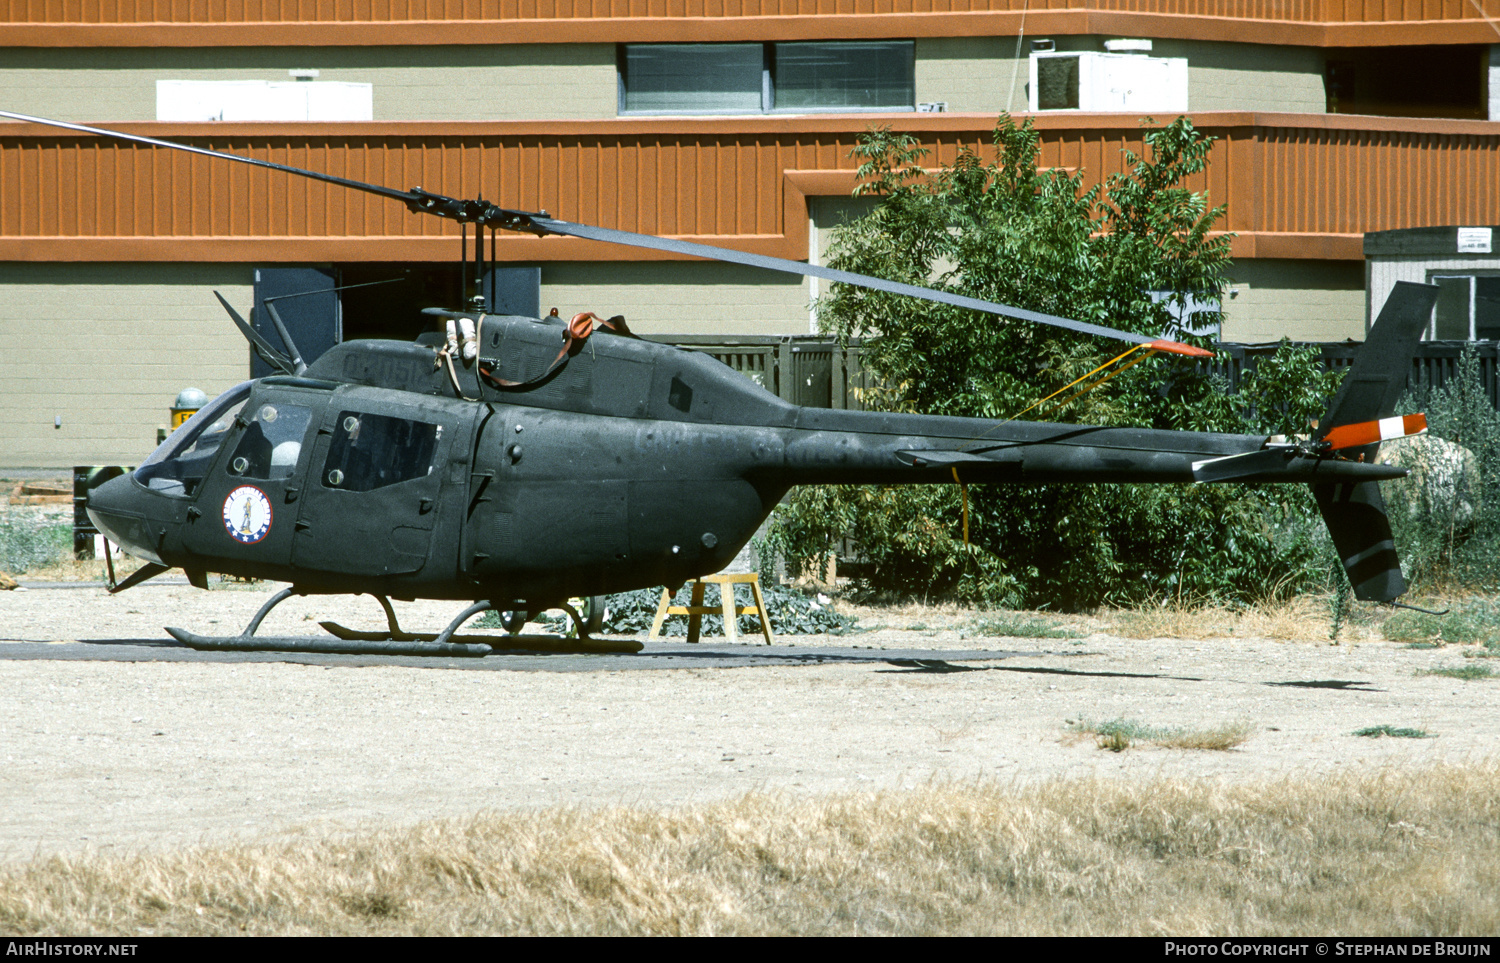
3, 767, 1498, 936
1101, 595, 1408, 643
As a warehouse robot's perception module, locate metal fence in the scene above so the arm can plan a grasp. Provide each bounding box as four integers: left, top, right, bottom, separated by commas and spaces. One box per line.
660, 335, 1500, 412
655, 335, 877, 410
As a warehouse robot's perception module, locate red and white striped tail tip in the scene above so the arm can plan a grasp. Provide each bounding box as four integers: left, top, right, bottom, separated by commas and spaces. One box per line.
1321, 414, 1428, 451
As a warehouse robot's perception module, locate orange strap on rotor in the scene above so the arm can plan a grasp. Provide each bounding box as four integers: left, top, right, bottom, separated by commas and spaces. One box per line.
479, 311, 636, 389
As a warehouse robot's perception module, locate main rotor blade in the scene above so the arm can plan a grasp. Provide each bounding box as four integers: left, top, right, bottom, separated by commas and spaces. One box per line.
529, 217, 1192, 351
0, 109, 1211, 355
0, 109, 417, 206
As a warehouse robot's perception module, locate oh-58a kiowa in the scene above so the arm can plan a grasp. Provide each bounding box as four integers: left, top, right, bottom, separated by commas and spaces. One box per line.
0, 110, 1437, 656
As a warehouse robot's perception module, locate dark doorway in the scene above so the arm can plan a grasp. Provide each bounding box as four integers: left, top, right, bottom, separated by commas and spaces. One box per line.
337, 264, 543, 342
252, 266, 338, 378
338, 264, 462, 343
1325, 45, 1489, 120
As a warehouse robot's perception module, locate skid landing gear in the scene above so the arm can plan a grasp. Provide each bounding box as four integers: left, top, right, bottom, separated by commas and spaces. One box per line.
168, 590, 641, 656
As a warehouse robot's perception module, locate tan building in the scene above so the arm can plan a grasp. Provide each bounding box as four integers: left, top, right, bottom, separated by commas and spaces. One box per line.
1, 2, 1499, 466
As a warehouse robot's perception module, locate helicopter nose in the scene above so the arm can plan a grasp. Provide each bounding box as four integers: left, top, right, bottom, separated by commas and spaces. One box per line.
85, 472, 164, 565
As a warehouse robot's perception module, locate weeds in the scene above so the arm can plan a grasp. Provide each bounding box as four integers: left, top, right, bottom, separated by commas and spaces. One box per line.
970, 614, 1082, 640
1068, 718, 1254, 751
1353, 726, 1433, 739
1382, 600, 1500, 646
0, 511, 70, 574
1417, 664, 1499, 681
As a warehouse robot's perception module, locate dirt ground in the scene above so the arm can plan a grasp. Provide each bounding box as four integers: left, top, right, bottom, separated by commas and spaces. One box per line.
2, 579, 1497, 865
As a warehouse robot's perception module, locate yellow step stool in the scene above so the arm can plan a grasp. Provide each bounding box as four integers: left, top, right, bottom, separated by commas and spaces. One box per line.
648, 572, 774, 645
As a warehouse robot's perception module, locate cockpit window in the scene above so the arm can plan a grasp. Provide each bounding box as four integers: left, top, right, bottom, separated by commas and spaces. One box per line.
321, 411, 440, 493
133, 382, 252, 497
226, 403, 313, 481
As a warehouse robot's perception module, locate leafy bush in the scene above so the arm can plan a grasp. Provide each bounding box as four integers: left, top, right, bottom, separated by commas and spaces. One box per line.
0, 512, 70, 574
768, 115, 1341, 611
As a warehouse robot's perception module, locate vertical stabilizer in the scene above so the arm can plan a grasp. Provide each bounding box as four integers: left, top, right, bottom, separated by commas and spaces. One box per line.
1311, 281, 1439, 602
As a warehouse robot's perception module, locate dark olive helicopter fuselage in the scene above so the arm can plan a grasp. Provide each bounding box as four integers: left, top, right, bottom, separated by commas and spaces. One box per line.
85, 309, 1400, 612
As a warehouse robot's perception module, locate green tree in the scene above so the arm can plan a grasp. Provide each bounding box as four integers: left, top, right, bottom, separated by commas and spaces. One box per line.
769, 115, 1335, 610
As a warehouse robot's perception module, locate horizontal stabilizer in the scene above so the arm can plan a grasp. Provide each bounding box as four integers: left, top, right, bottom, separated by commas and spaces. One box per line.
1191, 447, 1406, 484
1191, 447, 1294, 483
1322, 414, 1427, 452
895, 449, 998, 468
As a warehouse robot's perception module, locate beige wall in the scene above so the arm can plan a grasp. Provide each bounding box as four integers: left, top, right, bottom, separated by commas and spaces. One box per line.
540, 261, 809, 337
0, 263, 250, 468
0, 37, 1325, 124
915, 36, 1031, 115
1220, 258, 1365, 343
0, 45, 617, 122
918, 36, 1326, 115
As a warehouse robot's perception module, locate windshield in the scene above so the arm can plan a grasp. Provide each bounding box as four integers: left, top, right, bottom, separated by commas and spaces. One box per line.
133, 381, 253, 497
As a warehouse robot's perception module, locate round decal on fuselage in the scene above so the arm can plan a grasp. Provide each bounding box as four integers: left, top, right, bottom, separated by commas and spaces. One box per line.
223, 485, 272, 544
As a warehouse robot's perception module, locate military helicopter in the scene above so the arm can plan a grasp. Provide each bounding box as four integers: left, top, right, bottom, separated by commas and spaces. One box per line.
0, 110, 1435, 656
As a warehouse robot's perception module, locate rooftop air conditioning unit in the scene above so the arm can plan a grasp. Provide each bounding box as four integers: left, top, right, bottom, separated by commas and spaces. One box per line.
1028, 51, 1187, 113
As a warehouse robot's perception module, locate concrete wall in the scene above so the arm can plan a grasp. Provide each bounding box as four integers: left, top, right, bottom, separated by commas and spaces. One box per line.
0, 264, 251, 469
1154, 38, 1326, 113
918, 36, 1326, 115
1220, 258, 1365, 343
0, 45, 618, 122
808, 195, 882, 334
540, 260, 809, 337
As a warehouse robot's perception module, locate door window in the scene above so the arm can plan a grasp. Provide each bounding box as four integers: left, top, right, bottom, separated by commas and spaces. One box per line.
226, 402, 314, 481
320, 411, 440, 492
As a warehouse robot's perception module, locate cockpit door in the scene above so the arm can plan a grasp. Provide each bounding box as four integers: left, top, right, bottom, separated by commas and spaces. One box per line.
179, 387, 322, 571
292, 393, 472, 578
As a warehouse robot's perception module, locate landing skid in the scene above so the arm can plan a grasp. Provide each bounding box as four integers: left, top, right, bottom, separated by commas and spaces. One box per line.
165, 588, 642, 657
317, 621, 642, 654
166, 627, 494, 657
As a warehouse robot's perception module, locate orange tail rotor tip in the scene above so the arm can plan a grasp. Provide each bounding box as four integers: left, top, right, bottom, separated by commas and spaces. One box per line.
1321, 413, 1428, 451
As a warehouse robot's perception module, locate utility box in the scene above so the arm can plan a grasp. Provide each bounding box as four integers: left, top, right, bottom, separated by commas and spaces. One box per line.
1030, 51, 1188, 113
1366, 226, 1500, 340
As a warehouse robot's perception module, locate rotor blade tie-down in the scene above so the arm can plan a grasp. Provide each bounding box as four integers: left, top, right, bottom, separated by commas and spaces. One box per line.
1008, 342, 1172, 422
952, 466, 971, 548
478, 312, 633, 390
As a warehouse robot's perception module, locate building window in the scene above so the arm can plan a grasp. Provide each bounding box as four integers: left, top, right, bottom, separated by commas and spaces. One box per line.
1325, 46, 1489, 120
620, 42, 914, 115
1430, 274, 1500, 341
